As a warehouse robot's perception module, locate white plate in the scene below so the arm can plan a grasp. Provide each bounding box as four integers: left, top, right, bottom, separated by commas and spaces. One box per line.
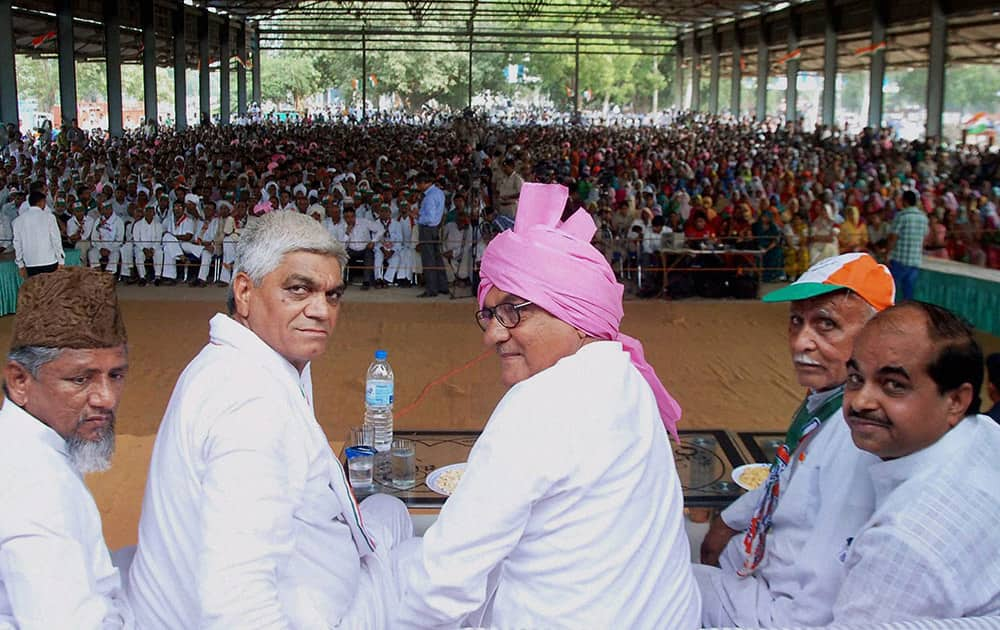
425, 463, 467, 496
731, 463, 771, 491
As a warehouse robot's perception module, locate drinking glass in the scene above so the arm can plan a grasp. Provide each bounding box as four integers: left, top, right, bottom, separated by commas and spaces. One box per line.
390, 438, 416, 489
346, 426, 376, 490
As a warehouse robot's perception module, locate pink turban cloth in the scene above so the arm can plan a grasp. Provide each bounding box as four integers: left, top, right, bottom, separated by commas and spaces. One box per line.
478, 183, 682, 439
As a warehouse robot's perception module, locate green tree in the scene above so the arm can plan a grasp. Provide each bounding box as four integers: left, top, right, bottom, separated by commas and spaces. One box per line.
260, 51, 323, 110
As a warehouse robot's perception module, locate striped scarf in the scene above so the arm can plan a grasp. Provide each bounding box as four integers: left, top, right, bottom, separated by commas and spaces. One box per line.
739, 386, 845, 575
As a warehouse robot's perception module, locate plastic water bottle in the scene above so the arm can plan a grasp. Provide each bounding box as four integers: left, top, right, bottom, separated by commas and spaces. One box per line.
364, 349, 394, 452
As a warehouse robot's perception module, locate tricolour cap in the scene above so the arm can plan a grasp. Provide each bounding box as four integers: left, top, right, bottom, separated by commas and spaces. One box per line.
762, 252, 895, 312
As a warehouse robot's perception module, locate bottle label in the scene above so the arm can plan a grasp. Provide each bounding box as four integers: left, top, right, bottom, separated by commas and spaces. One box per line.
365, 379, 394, 406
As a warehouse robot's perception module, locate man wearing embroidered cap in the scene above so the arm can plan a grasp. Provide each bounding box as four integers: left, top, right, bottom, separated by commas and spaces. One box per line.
395, 183, 699, 629
129, 211, 413, 629
0, 267, 133, 627
696, 252, 893, 627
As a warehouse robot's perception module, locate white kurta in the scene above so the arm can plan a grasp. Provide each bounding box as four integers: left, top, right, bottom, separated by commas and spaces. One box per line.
394, 341, 700, 630
0, 400, 130, 629
696, 388, 879, 628
832, 414, 1000, 623
128, 314, 410, 630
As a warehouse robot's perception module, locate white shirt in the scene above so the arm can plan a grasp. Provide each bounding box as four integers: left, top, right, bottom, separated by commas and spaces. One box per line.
341, 220, 374, 250
128, 314, 376, 630
833, 415, 1000, 623
91, 213, 124, 249
442, 222, 471, 261
12, 205, 64, 268
0, 399, 130, 629
131, 217, 163, 249
372, 218, 403, 252
395, 341, 700, 629
67, 214, 95, 241
710, 390, 879, 627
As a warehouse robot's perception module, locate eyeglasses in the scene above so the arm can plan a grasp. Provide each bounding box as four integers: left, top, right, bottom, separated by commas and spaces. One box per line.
475, 301, 533, 331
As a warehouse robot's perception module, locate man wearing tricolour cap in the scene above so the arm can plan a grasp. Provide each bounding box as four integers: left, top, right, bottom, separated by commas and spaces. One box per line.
394, 183, 699, 629
695, 252, 893, 627
0, 267, 133, 628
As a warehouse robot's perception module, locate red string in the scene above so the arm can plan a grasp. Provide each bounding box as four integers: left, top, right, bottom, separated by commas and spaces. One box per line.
394, 348, 495, 420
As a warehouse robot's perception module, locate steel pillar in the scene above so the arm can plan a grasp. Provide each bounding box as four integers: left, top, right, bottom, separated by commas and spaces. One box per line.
709, 28, 720, 115
141, 0, 157, 124
731, 27, 742, 117
251, 26, 261, 106
786, 11, 799, 124
361, 29, 367, 120
690, 36, 701, 111
925, 0, 946, 141
198, 9, 210, 124
573, 37, 580, 115
0, 0, 18, 128
220, 20, 230, 124
104, 0, 123, 137
756, 17, 768, 121
57, 0, 78, 125
237, 23, 247, 115
868, 1, 887, 129
675, 38, 684, 109
822, 0, 837, 128
173, 1, 186, 130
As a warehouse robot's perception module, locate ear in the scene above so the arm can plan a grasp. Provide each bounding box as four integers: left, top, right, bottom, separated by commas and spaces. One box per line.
232, 271, 254, 320
5, 361, 31, 406
945, 382, 974, 427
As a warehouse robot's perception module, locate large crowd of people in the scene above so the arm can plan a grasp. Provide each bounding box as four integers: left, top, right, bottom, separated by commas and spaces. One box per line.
1, 110, 997, 297
0, 104, 999, 628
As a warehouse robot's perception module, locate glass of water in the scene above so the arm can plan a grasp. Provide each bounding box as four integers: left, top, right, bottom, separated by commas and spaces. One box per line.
346, 426, 376, 490
391, 438, 416, 489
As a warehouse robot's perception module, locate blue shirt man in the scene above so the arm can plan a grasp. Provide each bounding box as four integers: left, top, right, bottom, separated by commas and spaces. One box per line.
418, 183, 445, 228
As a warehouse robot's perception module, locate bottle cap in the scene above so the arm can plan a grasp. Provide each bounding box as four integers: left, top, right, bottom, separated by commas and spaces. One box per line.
374, 349, 387, 360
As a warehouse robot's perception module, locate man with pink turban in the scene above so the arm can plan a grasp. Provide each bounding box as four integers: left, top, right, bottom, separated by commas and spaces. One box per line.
394, 183, 699, 629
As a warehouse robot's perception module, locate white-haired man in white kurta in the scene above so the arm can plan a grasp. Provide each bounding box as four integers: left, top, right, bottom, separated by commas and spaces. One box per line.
128, 211, 413, 629
394, 183, 699, 629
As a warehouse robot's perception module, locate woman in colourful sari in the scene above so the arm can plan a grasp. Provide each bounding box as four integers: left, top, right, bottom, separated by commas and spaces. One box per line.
838, 206, 868, 253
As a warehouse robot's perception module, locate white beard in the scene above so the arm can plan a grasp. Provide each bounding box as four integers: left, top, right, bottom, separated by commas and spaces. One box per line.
66, 429, 115, 474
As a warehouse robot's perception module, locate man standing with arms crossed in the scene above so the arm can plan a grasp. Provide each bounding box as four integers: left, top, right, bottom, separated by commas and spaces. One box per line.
697, 252, 894, 627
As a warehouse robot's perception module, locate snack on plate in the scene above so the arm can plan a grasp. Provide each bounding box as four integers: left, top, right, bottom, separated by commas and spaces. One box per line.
436, 468, 465, 494
739, 466, 769, 490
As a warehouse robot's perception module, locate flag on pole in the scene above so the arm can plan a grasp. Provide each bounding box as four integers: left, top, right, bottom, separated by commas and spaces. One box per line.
583, 88, 593, 102
368, 74, 378, 87
31, 31, 57, 48
964, 112, 987, 127
854, 41, 887, 57
775, 49, 802, 65
351, 78, 359, 90
565, 85, 574, 98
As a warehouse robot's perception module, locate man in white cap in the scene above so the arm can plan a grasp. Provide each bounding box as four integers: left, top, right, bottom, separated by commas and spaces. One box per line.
696, 252, 894, 627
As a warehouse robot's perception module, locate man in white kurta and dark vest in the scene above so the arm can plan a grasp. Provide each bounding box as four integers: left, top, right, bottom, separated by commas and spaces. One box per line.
0, 267, 133, 628
696, 253, 894, 627
128, 211, 413, 629
832, 301, 1000, 622
394, 183, 699, 629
